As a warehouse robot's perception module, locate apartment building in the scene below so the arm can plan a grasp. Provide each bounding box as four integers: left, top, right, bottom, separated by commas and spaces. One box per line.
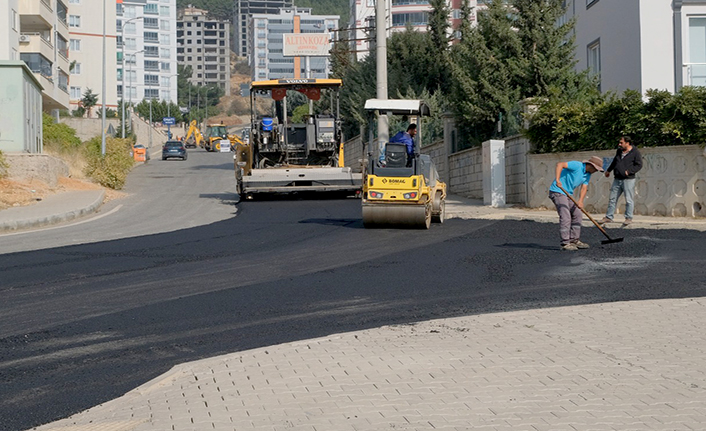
1, 0, 20, 61
177, 6, 231, 94
348, 0, 477, 60
558, 1, 706, 95
16, 0, 71, 112
117, 0, 178, 106
67, 0, 118, 116
234, 0, 293, 59
249, 7, 338, 80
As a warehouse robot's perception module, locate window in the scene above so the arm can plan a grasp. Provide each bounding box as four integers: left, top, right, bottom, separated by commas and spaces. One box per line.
160, 34, 170, 45
161, 62, 170, 71
160, 76, 170, 87
160, 6, 170, 16
124, 38, 136, 50
391, 12, 429, 27
20, 53, 52, 78
160, 48, 170, 58
123, 5, 136, 19
71, 62, 81, 74
69, 0, 80, 3
144, 3, 158, 14
587, 39, 601, 89
69, 15, 81, 28
161, 20, 170, 31
144, 18, 159, 29
689, 17, 706, 86
144, 31, 159, 42
161, 90, 171, 101
144, 60, 159, 71
145, 74, 159, 85
12, 9, 18, 31
124, 22, 136, 34
145, 88, 159, 99
70, 39, 81, 51
70, 86, 82, 99
145, 46, 159, 57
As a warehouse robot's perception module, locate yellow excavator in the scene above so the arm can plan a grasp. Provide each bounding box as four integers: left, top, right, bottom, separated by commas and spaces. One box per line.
184, 120, 204, 148
361, 99, 446, 229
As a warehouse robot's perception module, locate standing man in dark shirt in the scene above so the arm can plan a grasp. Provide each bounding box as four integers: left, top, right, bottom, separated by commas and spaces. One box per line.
600, 135, 643, 227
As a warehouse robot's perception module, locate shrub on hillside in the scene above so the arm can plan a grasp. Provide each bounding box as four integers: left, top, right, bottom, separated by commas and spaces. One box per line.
84, 136, 135, 189
43, 113, 81, 152
0, 150, 8, 179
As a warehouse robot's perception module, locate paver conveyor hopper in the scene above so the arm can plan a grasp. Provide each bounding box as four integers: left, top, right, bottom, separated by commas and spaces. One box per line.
361, 99, 446, 229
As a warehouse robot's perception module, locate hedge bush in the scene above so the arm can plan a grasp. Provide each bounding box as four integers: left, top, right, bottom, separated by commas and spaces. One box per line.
0, 150, 8, 179
84, 136, 135, 189
525, 86, 706, 153
42, 113, 81, 153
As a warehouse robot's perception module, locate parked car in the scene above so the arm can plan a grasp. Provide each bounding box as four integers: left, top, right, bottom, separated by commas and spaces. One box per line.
162, 140, 187, 161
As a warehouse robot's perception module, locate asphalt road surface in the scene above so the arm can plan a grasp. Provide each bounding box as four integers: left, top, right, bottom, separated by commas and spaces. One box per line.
1, 149, 705, 431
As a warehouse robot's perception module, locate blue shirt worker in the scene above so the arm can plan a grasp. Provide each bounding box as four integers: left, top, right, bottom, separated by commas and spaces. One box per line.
548, 156, 604, 251
389, 124, 417, 167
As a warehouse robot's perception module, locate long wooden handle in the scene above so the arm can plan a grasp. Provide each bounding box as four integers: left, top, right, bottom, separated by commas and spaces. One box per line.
556, 184, 612, 239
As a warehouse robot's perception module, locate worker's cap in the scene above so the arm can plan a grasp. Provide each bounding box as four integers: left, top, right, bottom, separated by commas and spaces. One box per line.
582, 156, 604, 172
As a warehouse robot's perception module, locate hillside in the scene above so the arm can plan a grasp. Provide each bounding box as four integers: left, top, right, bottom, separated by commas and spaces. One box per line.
176, 0, 349, 26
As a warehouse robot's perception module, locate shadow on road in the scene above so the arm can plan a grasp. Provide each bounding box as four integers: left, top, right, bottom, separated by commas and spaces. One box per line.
199, 193, 239, 207
299, 218, 362, 228
497, 242, 558, 251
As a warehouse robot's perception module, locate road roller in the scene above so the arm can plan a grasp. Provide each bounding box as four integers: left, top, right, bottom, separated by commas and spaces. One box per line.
361, 99, 447, 229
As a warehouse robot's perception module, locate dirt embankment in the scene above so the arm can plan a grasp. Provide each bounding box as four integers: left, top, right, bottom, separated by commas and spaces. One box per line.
0, 173, 126, 212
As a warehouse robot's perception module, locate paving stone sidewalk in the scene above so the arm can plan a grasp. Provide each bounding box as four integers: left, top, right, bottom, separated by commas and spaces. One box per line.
32, 297, 706, 431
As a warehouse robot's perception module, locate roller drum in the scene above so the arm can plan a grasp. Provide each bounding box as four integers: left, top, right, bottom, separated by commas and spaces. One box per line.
362, 203, 431, 229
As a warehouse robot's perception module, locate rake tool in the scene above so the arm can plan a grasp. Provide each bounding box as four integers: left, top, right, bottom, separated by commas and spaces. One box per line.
557, 185, 624, 245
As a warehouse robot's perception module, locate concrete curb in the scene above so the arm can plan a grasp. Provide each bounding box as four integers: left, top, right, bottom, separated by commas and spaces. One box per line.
0, 189, 105, 233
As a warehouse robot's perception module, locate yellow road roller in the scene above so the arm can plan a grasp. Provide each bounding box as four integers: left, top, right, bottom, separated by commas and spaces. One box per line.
361, 99, 447, 229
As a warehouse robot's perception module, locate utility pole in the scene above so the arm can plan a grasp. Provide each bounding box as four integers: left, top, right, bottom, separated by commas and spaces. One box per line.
376, 0, 389, 159
100, 0, 107, 156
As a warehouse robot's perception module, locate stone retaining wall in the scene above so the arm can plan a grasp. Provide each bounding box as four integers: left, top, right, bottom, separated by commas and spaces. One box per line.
3, 153, 69, 186
528, 146, 706, 217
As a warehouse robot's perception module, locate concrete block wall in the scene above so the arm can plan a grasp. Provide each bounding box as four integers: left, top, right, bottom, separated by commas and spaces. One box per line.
4, 154, 69, 187
422, 140, 446, 183
447, 146, 484, 199
527, 145, 706, 217
61, 118, 120, 142
505, 137, 531, 205
343, 135, 364, 173
130, 113, 168, 159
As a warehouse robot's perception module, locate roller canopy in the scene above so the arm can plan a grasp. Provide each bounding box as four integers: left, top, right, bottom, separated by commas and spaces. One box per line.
364, 99, 431, 116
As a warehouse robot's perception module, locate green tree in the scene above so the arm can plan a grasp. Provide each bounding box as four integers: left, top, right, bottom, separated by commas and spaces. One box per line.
427, 0, 452, 93
449, 0, 520, 145
448, 0, 598, 147
81, 88, 99, 118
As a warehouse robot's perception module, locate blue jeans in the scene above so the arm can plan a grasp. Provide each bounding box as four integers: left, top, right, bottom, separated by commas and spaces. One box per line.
605, 178, 636, 220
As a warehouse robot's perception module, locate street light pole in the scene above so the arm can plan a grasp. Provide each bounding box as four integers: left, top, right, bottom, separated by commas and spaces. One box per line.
120, 16, 143, 139
125, 49, 144, 138
101, 0, 107, 155
148, 81, 153, 149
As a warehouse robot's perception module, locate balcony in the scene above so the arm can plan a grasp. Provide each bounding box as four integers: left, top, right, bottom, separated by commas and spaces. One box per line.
19, 33, 55, 64
19, 0, 54, 30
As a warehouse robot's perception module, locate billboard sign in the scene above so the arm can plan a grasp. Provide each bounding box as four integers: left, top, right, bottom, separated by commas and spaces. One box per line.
162, 117, 176, 126
283, 34, 330, 57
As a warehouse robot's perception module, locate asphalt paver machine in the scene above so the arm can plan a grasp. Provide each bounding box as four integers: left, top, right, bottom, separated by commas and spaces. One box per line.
233, 78, 361, 199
